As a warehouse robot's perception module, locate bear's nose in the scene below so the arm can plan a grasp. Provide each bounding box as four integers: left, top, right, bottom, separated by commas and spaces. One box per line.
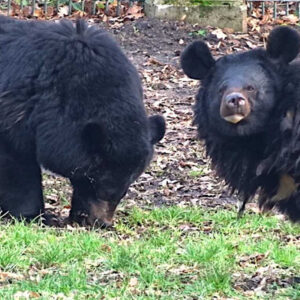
225, 92, 246, 108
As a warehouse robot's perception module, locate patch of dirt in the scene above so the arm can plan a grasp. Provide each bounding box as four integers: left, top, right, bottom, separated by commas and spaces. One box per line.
102, 18, 267, 209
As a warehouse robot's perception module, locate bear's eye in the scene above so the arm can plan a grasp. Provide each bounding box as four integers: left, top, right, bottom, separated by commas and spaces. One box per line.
218, 86, 227, 95
245, 85, 255, 92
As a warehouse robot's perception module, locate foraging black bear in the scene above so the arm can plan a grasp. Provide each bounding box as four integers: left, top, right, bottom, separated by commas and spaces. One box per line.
0, 17, 165, 227
181, 26, 300, 222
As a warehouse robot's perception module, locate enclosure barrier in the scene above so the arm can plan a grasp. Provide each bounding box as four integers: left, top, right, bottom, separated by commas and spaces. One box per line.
247, 0, 300, 18
1, 0, 300, 19
2, 0, 142, 17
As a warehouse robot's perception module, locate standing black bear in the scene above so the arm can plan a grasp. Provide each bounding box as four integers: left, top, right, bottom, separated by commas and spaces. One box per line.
181, 26, 300, 222
0, 17, 165, 227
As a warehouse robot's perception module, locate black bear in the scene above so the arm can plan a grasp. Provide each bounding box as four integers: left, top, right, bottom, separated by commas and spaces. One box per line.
181, 26, 300, 222
0, 17, 165, 227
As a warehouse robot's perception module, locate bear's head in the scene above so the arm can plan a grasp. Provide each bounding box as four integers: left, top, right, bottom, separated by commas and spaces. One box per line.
181, 26, 300, 137
78, 115, 165, 226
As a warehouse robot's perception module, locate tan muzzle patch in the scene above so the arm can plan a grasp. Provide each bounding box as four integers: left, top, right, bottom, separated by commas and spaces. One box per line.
223, 114, 245, 124
88, 200, 117, 226
271, 174, 299, 203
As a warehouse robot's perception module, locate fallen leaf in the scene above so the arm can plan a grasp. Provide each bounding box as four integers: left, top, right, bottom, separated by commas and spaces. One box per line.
129, 277, 138, 287
127, 4, 142, 15
211, 28, 227, 40
58, 5, 69, 17
0, 271, 24, 282
100, 244, 112, 253
282, 14, 299, 24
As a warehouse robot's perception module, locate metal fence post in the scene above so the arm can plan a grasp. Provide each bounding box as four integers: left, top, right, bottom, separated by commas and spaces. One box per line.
44, 0, 48, 16
246, 1, 300, 20
68, 0, 72, 15
7, 0, 11, 15
32, 0, 35, 16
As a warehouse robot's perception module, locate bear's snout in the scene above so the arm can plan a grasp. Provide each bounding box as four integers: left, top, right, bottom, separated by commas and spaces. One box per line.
220, 90, 251, 124
224, 92, 246, 108
87, 200, 118, 228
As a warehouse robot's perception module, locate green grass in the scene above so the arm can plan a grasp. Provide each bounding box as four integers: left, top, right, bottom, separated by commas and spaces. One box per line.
189, 29, 207, 37
0, 207, 298, 299
189, 167, 205, 178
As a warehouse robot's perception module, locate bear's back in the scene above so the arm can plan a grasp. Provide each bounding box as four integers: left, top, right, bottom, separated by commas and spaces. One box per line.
0, 18, 142, 110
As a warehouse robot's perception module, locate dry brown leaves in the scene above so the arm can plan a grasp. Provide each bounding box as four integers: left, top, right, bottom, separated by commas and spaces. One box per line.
0, 271, 24, 283
233, 263, 299, 297
248, 3, 299, 33
3, 1, 144, 25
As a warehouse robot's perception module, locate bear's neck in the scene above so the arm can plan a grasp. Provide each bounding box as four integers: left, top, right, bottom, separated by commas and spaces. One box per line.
204, 133, 267, 199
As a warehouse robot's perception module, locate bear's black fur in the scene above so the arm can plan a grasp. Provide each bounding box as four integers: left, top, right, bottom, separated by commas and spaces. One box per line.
0, 16, 165, 226
181, 26, 300, 222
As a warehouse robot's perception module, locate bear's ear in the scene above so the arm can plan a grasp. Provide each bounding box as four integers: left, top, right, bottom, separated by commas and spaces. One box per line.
267, 26, 300, 64
82, 122, 110, 154
148, 115, 166, 144
181, 41, 215, 80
